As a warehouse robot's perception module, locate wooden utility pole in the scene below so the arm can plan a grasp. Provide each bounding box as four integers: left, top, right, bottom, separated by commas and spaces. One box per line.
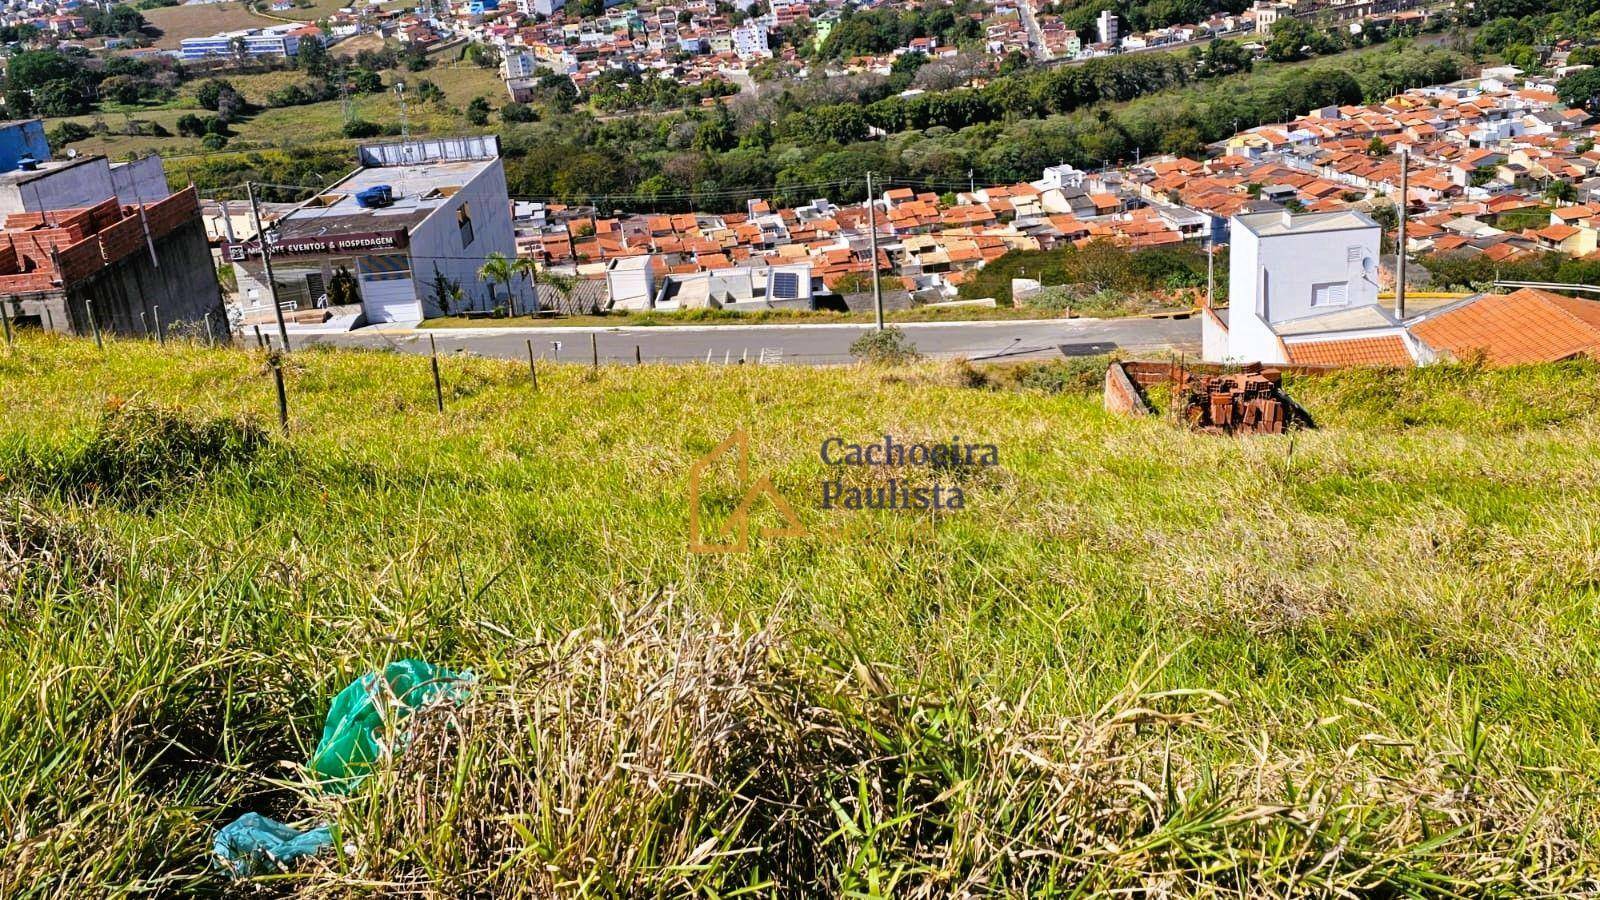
866, 172, 884, 331
247, 181, 290, 351
1394, 149, 1409, 321
526, 338, 538, 390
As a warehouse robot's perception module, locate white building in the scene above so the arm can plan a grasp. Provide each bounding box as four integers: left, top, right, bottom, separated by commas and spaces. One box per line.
1251, 1, 1285, 34
605, 254, 659, 311
0, 152, 169, 215
229, 137, 526, 324
1096, 10, 1119, 45
501, 49, 540, 80
1035, 163, 1087, 192
1203, 209, 1422, 365
515, 0, 564, 14
731, 21, 770, 59
178, 25, 315, 61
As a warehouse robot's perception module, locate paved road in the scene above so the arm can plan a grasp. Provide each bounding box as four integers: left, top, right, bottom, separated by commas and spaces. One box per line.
1018, 0, 1053, 62
293, 316, 1200, 364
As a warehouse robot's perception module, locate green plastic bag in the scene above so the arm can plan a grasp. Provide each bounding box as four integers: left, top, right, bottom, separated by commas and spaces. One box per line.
309, 658, 470, 790
214, 659, 471, 877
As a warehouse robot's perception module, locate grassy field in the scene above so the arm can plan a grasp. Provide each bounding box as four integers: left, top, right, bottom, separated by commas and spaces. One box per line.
1, 333, 1599, 894
142, 1, 267, 49
49, 46, 500, 163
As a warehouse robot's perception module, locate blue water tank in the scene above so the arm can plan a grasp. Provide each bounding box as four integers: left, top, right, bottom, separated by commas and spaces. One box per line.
355, 185, 394, 208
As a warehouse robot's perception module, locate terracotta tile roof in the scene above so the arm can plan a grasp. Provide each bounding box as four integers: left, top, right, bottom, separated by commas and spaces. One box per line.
1285, 335, 1414, 367
1409, 289, 1600, 365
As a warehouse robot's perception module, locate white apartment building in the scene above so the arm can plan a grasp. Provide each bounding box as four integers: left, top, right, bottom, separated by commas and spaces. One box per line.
1096, 9, 1118, 45
731, 21, 770, 59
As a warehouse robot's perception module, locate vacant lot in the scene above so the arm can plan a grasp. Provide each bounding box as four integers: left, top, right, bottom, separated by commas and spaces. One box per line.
1, 334, 1597, 894
142, 1, 266, 48
47, 51, 502, 166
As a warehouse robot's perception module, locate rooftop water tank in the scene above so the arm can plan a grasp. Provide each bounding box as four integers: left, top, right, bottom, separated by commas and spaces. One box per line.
355, 185, 394, 208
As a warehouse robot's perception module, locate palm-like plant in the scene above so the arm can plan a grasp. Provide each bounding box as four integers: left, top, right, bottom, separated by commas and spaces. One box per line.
541, 272, 579, 316
478, 252, 516, 315
511, 256, 541, 312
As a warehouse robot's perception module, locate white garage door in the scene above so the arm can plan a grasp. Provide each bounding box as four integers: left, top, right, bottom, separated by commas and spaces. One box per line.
358, 254, 421, 324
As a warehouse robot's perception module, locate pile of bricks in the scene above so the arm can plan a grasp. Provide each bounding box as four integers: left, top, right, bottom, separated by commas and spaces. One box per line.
1181, 370, 1292, 435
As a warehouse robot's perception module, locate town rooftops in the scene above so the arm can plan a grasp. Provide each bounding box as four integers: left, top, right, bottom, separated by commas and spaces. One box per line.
1233, 208, 1377, 237
1409, 288, 1600, 365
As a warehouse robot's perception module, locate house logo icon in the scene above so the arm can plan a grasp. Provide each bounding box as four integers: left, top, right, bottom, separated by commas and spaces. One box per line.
688, 430, 807, 554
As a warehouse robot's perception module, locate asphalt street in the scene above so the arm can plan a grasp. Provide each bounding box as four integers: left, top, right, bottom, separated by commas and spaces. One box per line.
291, 315, 1200, 365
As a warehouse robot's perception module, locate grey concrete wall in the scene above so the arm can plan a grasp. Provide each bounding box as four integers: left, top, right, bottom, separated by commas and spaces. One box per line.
62, 219, 227, 339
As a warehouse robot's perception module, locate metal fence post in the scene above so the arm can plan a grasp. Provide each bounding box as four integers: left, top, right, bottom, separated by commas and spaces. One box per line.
270, 353, 288, 433
87, 298, 103, 349
153, 305, 164, 347
429, 334, 444, 412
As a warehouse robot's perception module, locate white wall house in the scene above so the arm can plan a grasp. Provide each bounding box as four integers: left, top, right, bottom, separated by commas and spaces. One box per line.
1205, 209, 1420, 364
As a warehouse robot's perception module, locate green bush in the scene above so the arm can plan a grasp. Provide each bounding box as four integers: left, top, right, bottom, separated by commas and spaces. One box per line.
849, 326, 921, 364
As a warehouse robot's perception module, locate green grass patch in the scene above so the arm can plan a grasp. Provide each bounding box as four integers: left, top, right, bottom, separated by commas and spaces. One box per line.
1, 333, 1597, 893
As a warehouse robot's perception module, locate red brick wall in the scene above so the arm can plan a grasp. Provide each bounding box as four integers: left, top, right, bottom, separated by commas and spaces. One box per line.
141, 188, 199, 240
95, 215, 146, 265
57, 237, 105, 284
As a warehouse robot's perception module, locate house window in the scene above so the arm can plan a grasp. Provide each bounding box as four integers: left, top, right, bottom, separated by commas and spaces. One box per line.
1312, 281, 1348, 307
457, 202, 474, 248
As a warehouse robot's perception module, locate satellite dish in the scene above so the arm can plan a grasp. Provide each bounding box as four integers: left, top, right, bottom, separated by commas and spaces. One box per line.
66, 148, 78, 158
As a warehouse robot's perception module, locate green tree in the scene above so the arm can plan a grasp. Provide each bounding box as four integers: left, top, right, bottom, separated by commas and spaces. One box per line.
296, 36, 331, 76
478, 252, 517, 314
1557, 68, 1600, 112
34, 79, 88, 116
100, 74, 146, 106
195, 79, 235, 110
466, 95, 492, 126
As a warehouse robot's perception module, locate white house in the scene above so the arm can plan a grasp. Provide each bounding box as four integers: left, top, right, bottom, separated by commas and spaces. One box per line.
1203, 208, 1423, 366
605, 254, 658, 311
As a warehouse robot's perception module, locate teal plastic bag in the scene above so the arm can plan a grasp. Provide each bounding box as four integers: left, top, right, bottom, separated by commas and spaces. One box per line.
213, 659, 469, 878
212, 813, 333, 877
308, 658, 470, 791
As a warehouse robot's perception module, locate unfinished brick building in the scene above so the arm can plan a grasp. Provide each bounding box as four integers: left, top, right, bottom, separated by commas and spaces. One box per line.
0, 187, 224, 338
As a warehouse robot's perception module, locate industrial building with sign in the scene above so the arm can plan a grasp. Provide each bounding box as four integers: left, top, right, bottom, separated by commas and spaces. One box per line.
229, 136, 526, 325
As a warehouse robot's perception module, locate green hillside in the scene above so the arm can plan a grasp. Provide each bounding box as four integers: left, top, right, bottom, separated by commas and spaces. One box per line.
1, 334, 1597, 894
